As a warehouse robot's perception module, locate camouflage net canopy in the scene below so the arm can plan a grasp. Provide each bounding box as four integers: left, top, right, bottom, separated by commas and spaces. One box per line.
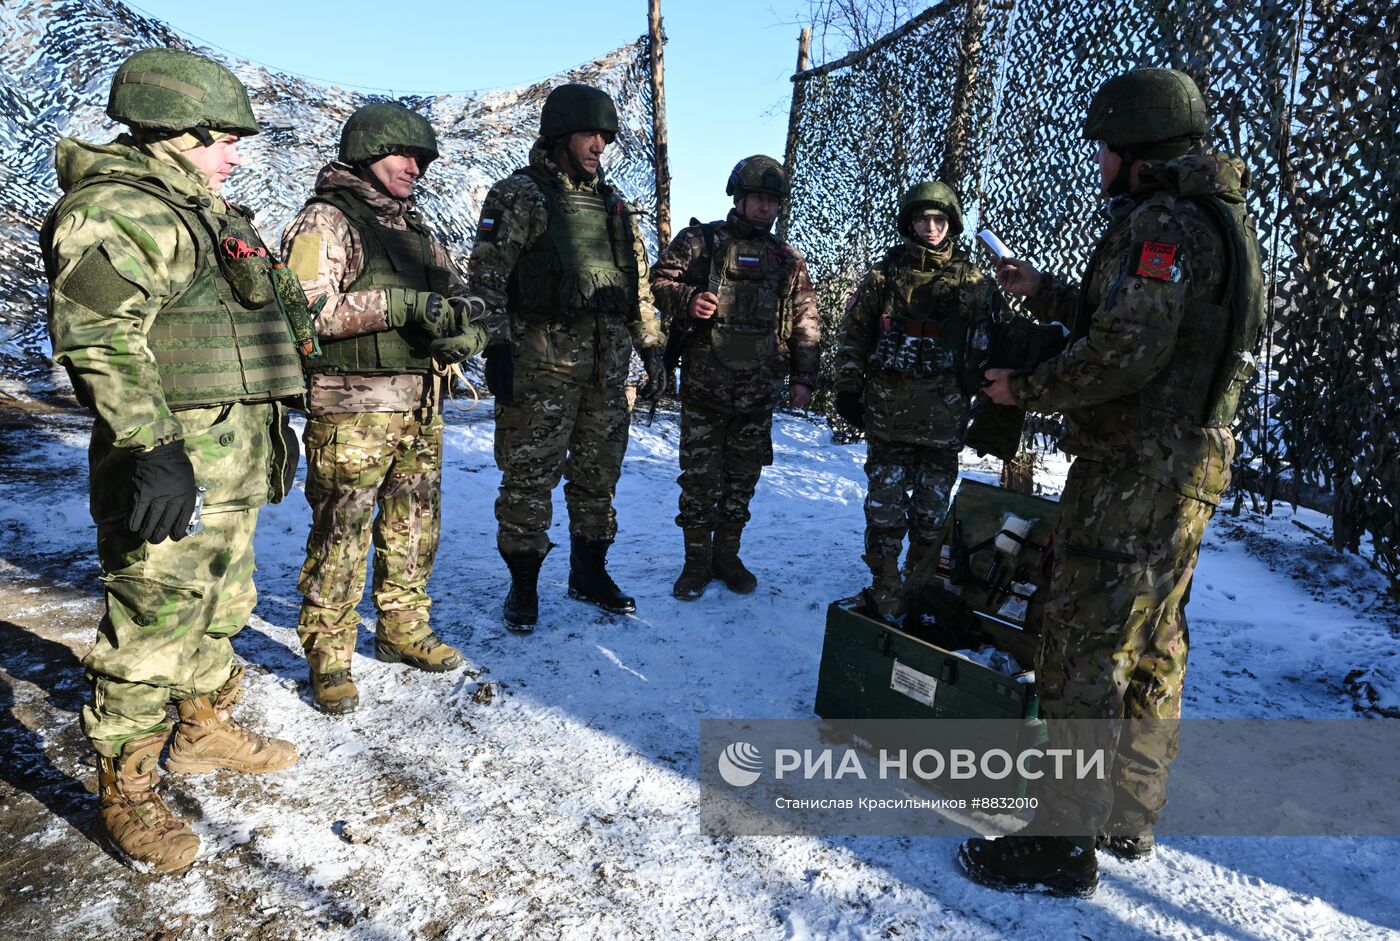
0, 0, 659, 381
785, 0, 1399, 581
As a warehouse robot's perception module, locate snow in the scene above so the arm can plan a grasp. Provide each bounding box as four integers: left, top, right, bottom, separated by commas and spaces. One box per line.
0, 401, 1397, 940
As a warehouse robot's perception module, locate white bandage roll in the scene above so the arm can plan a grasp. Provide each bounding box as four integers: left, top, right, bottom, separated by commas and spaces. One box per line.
994, 513, 1034, 556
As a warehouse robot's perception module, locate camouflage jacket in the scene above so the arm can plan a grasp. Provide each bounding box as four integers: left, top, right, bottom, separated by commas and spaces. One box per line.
1011, 152, 1252, 504
42, 135, 292, 519
283, 163, 469, 415
834, 239, 1000, 447
650, 209, 819, 413
467, 142, 661, 388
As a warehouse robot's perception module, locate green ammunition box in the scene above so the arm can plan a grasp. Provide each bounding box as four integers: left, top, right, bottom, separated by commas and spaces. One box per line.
814, 478, 1063, 801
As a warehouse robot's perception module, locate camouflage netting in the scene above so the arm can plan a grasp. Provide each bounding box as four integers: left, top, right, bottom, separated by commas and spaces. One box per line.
0, 0, 658, 385
784, 0, 1399, 581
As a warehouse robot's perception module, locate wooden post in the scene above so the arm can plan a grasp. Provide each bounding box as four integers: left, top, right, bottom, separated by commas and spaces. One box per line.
939, 0, 989, 188
778, 27, 811, 241
647, 0, 671, 247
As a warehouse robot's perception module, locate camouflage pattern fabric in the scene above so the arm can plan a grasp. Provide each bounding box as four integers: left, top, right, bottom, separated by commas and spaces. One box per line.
675, 402, 773, 531
283, 163, 469, 415
862, 439, 958, 557
82, 507, 259, 756
1011, 153, 1249, 506
297, 411, 443, 673
43, 135, 295, 756
650, 210, 820, 414
493, 372, 629, 556
834, 241, 1000, 446
1004, 152, 1257, 839
467, 141, 662, 363
1034, 458, 1217, 834
471, 142, 657, 556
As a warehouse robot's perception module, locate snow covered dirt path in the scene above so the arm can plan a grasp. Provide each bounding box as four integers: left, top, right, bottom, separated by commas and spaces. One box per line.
1, 400, 1397, 941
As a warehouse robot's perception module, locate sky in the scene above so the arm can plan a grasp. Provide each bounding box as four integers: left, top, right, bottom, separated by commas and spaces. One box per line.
123, 0, 820, 233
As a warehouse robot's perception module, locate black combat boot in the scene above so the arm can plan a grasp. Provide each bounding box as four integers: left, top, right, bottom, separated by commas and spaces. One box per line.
957, 834, 1098, 898
673, 529, 713, 600
711, 523, 757, 593
502, 548, 547, 632
567, 537, 636, 614
1098, 826, 1156, 862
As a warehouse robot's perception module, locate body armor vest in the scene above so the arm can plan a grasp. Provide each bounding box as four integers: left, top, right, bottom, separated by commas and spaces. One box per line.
869, 248, 976, 380
706, 234, 786, 371
308, 189, 450, 375
506, 166, 636, 319
43, 174, 304, 410
1071, 193, 1264, 428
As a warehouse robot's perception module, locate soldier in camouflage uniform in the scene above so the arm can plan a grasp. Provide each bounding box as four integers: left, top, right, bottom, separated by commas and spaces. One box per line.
468, 84, 664, 631
832, 182, 1001, 615
41, 49, 305, 873
285, 103, 488, 713
649, 156, 820, 599
960, 68, 1265, 897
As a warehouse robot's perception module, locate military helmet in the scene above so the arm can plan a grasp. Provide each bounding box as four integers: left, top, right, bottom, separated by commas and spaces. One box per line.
107, 48, 259, 137
339, 102, 439, 167
898, 181, 963, 238
539, 84, 619, 140
1082, 68, 1208, 147
726, 154, 788, 200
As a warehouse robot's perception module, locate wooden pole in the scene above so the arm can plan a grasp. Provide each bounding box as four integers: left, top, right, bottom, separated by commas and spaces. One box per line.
647, 0, 671, 247
939, 0, 989, 188
778, 27, 811, 242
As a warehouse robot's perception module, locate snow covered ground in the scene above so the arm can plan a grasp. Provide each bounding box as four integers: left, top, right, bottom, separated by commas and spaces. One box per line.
1, 398, 1397, 940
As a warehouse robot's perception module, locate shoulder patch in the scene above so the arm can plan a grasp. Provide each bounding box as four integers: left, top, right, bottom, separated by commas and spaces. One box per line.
1135, 240, 1178, 280
287, 232, 323, 281
58, 242, 144, 311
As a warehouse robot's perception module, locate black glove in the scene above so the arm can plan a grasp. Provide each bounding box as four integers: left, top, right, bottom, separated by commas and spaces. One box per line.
835, 389, 865, 430
639, 346, 666, 400
484, 344, 514, 405
127, 440, 198, 543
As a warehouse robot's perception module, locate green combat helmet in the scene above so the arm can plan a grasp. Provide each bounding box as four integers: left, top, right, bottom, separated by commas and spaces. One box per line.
539, 84, 619, 140
1082, 67, 1208, 147
339, 101, 439, 168
897, 181, 964, 238
107, 47, 259, 137
726, 155, 787, 200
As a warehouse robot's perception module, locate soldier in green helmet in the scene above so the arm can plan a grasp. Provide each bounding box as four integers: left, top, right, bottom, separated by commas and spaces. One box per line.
41, 47, 304, 874
467, 83, 664, 631
960, 68, 1265, 897
650, 155, 820, 599
832, 181, 1004, 615
282, 101, 489, 712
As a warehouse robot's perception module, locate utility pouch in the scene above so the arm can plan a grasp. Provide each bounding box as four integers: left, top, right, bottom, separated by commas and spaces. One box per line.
215, 213, 277, 309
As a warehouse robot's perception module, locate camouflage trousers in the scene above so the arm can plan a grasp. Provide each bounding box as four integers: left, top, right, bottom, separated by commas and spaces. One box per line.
82, 508, 257, 757
1035, 458, 1216, 838
495, 370, 629, 556
863, 437, 958, 558
297, 410, 443, 674
675, 401, 773, 531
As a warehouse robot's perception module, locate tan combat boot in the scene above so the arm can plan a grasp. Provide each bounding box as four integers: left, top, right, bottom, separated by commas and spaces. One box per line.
166, 664, 299, 774
672, 529, 713, 600
96, 731, 200, 874
310, 668, 359, 715
862, 553, 904, 619
712, 523, 757, 594
375, 629, 464, 672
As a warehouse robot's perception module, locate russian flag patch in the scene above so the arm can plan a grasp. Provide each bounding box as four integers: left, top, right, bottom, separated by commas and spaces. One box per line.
479, 218, 495, 232
736, 254, 762, 269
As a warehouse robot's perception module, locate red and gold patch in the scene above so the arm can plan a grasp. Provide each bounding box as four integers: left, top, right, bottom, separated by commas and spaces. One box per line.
1136, 241, 1178, 280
